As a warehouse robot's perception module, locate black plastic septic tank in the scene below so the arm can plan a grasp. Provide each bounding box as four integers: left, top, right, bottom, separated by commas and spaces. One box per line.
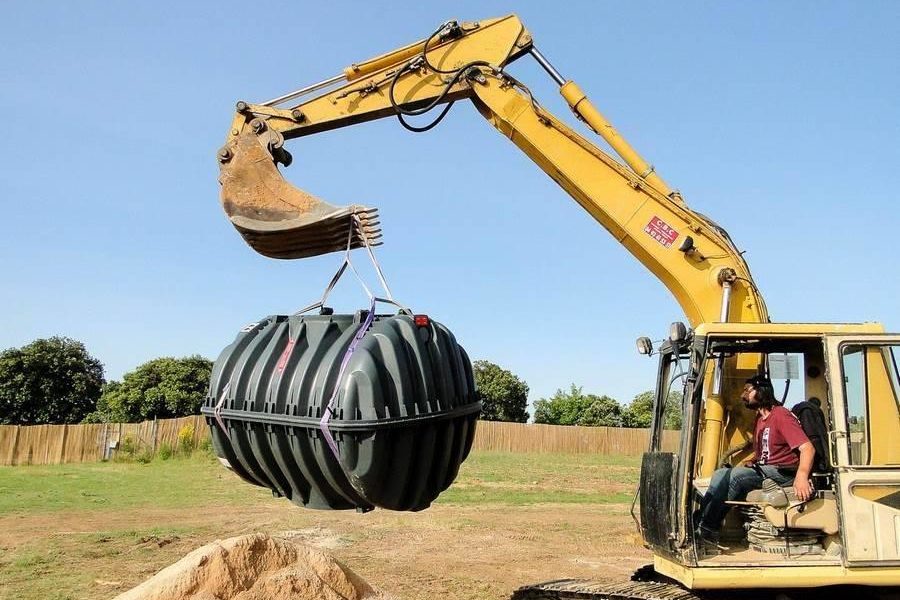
201, 311, 480, 512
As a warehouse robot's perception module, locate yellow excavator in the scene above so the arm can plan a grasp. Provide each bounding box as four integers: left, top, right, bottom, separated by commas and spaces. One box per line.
215, 15, 900, 600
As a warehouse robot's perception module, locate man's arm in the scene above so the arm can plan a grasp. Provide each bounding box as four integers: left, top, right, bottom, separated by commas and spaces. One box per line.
794, 442, 815, 502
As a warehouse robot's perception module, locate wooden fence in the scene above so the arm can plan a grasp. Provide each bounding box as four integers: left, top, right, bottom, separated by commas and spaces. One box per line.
0, 416, 208, 466
472, 421, 679, 455
0, 417, 675, 466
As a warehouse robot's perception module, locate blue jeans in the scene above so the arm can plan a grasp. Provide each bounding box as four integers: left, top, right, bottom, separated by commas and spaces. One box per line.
698, 465, 795, 533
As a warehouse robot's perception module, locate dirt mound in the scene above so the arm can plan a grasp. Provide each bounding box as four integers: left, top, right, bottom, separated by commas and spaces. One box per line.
113, 533, 393, 600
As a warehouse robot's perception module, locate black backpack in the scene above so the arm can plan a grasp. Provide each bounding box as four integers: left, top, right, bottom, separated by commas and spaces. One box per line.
791, 401, 831, 472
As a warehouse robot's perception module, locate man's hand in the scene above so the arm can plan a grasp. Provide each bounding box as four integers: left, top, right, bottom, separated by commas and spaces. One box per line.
794, 477, 814, 502
794, 441, 816, 502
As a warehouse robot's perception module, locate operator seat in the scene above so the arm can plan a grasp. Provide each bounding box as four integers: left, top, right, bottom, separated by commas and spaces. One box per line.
745, 478, 839, 535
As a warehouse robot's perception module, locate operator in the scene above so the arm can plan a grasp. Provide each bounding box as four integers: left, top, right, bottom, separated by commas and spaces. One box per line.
696, 375, 815, 545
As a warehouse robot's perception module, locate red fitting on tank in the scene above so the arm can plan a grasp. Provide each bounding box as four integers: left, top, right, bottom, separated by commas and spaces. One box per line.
414, 315, 430, 327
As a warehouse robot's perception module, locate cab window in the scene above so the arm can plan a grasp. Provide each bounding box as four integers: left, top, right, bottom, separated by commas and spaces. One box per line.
840, 344, 900, 465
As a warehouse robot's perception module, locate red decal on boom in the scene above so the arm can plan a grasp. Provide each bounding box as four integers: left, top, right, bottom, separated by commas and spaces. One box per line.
644, 216, 679, 248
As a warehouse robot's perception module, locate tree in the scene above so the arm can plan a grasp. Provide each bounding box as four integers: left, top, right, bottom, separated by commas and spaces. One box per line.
473, 360, 529, 422
84, 356, 212, 423
533, 384, 623, 427
623, 390, 683, 429
579, 394, 625, 427
0, 337, 105, 425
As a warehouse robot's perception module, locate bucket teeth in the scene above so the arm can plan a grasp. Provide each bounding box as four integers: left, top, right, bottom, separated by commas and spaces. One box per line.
219, 130, 384, 260
231, 206, 382, 259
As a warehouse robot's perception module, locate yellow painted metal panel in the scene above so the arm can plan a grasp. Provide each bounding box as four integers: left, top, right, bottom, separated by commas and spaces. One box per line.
469, 78, 766, 327
694, 322, 886, 336
654, 555, 900, 589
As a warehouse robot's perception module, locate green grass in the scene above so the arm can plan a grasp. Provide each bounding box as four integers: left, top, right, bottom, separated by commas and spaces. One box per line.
0, 450, 640, 515
437, 486, 631, 505
436, 451, 639, 505
0, 453, 272, 515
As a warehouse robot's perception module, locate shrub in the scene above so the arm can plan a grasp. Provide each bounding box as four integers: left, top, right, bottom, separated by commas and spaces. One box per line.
198, 436, 213, 455
177, 424, 195, 454
120, 434, 137, 456
115, 433, 155, 462
135, 449, 154, 464
533, 384, 623, 426
157, 442, 174, 460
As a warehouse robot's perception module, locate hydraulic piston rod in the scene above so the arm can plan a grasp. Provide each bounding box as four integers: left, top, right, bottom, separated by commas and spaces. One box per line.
263, 74, 346, 107
529, 47, 676, 199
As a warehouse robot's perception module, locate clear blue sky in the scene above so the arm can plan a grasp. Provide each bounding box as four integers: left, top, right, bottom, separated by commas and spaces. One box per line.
2, 2, 898, 413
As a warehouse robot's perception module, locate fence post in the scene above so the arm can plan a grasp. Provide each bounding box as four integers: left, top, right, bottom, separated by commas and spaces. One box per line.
10, 426, 21, 466
101, 422, 108, 461
152, 417, 159, 452
57, 425, 68, 464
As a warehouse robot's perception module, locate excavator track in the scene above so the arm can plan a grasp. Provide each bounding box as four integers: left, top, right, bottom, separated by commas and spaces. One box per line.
512, 566, 703, 600
511, 578, 702, 600
511, 567, 900, 600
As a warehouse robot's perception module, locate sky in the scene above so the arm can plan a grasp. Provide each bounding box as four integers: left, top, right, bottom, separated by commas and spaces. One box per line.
1, 2, 898, 414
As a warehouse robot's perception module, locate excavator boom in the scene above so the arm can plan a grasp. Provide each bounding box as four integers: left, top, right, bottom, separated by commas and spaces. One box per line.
217, 14, 765, 327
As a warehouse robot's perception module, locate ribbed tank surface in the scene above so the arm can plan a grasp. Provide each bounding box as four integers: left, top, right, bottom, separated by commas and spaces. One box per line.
201, 312, 480, 512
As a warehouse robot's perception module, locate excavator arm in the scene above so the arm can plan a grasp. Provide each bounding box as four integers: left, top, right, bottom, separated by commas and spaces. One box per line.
218, 14, 767, 327
217, 16, 532, 261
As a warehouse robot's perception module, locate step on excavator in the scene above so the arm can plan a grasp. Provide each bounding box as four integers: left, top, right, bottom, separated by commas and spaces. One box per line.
213, 15, 900, 600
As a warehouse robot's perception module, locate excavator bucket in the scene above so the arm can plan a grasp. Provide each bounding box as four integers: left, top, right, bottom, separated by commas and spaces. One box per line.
219, 130, 381, 260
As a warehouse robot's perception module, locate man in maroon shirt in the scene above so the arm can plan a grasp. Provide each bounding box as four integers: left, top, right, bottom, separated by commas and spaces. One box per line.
696, 375, 815, 547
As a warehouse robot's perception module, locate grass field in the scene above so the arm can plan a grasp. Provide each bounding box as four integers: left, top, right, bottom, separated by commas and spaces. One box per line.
0, 451, 648, 600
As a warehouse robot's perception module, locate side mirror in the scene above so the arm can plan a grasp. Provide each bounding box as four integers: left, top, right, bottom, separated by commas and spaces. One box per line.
636, 337, 653, 355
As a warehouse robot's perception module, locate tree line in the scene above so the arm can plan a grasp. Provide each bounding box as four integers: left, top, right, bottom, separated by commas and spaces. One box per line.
0, 337, 211, 425
473, 360, 682, 429
0, 338, 680, 429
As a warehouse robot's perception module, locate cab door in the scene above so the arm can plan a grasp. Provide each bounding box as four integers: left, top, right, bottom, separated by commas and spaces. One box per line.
826, 336, 900, 565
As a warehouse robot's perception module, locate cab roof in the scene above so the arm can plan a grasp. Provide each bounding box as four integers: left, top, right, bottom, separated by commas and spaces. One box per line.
693, 322, 886, 337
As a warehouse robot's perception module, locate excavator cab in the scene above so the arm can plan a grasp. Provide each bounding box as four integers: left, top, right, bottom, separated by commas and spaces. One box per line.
640, 323, 900, 591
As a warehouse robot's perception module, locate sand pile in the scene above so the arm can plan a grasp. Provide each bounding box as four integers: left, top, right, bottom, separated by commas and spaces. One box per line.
114, 533, 393, 600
